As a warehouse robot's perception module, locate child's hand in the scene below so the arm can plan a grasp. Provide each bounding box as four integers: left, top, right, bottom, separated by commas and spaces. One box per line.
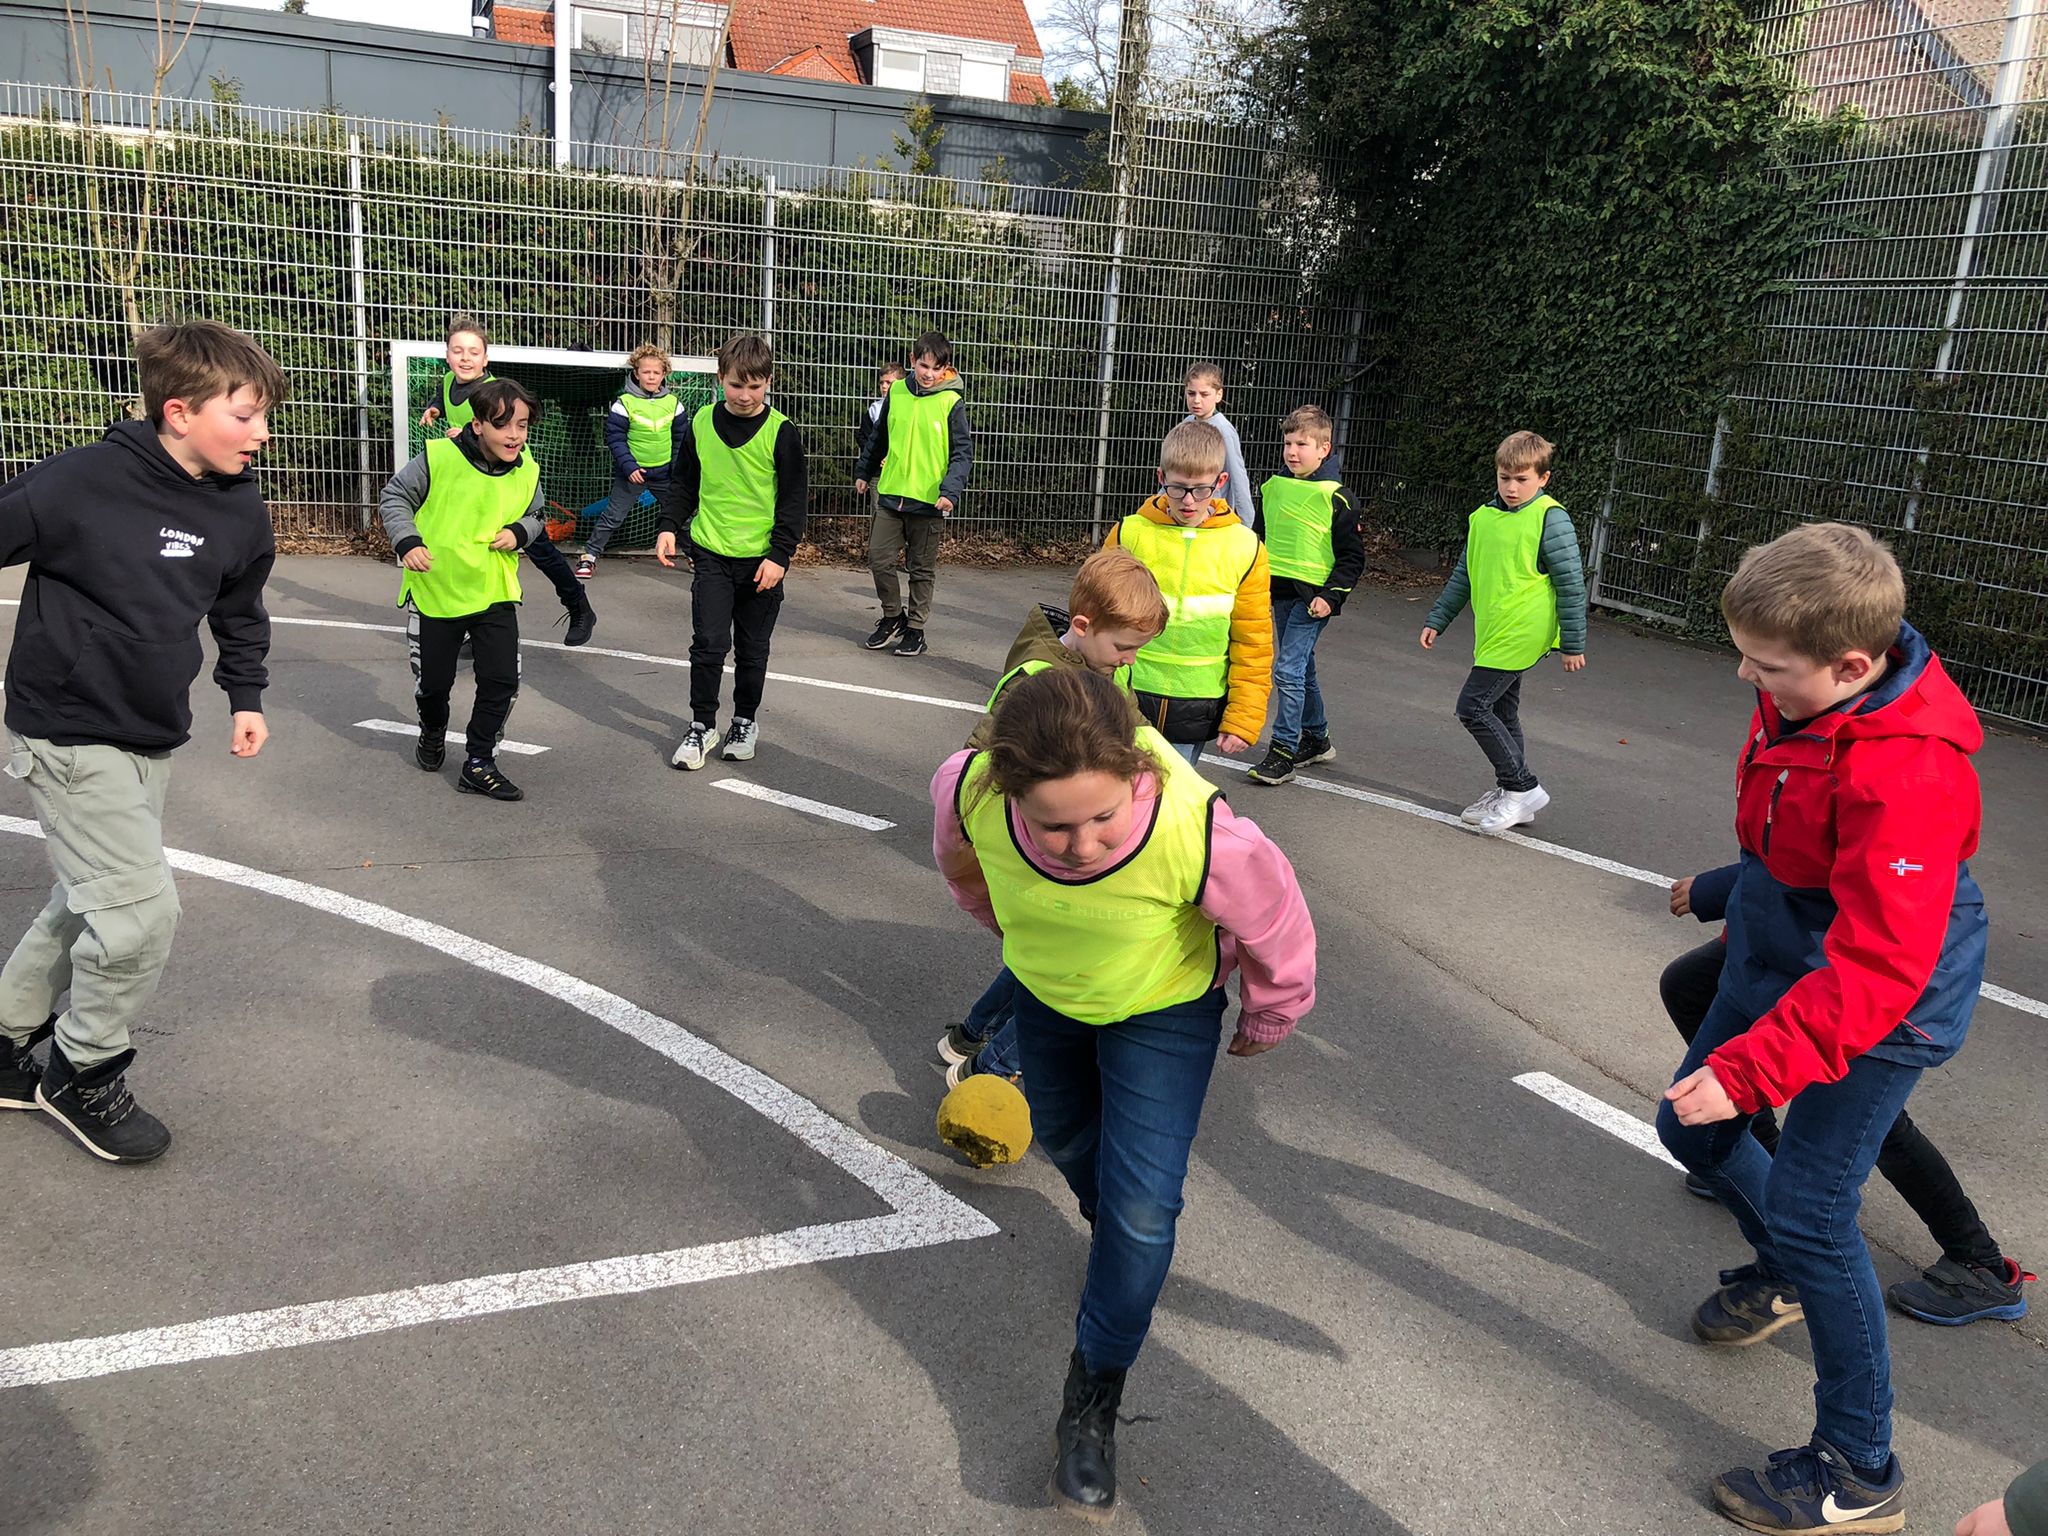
1957, 1495, 2014, 1536
420, 406, 440, 427
629, 469, 646, 485
1669, 876, 1694, 917
1228, 1030, 1281, 1057
1665, 1065, 1738, 1125
1419, 626, 1439, 649
489, 529, 517, 552
1562, 652, 1587, 672
1308, 596, 1332, 619
401, 546, 433, 572
754, 559, 786, 592
936, 496, 955, 516
229, 711, 268, 758
1216, 734, 1250, 756
854, 478, 869, 495
655, 531, 681, 568
444, 427, 462, 441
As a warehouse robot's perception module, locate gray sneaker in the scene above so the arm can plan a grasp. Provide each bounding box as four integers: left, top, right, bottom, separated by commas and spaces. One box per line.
722, 718, 758, 761
1460, 788, 1503, 825
670, 722, 719, 771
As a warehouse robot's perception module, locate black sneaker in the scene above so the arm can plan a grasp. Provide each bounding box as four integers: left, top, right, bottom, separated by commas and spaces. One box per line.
863, 615, 905, 650
1050, 1350, 1125, 1524
1247, 744, 1296, 785
415, 729, 446, 772
37, 1045, 171, 1163
894, 628, 928, 658
936, 1023, 985, 1066
457, 757, 525, 801
1684, 1169, 1718, 1200
1692, 1263, 1804, 1345
560, 594, 596, 647
1887, 1255, 2032, 1326
1, 1015, 55, 1109
1711, 1437, 1905, 1535
1296, 732, 1335, 766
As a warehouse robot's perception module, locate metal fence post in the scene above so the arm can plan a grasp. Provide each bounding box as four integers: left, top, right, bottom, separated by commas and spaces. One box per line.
346, 130, 374, 529
1090, 0, 1150, 544
1902, 0, 2036, 532
761, 173, 777, 339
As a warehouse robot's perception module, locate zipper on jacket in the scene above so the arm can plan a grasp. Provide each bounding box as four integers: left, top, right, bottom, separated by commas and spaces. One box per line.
1762, 769, 1789, 855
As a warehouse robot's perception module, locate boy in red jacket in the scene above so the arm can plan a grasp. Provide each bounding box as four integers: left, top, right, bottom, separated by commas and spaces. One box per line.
1657, 523, 1989, 1536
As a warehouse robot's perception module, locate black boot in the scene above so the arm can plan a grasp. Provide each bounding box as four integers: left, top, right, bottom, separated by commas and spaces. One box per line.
457, 756, 525, 802
1, 1014, 56, 1109
561, 591, 596, 648
38, 1044, 172, 1163
1050, 1350, 1125, 1523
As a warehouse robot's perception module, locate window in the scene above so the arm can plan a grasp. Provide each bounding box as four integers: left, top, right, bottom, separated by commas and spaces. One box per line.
959, 57, 1007, 100
669, 20, 719, 64
875, 48, 924, 91
575, 8, 626, 53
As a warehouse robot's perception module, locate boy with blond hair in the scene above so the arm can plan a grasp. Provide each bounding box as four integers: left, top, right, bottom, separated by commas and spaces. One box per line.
1657, 522, 1991, 1536
937, 549, 1170, 1095
1247, 404, 1365, 786
1105, 420, 1273, 765
580, 341, 680, 575
1420, 430, 1586, 830
0, 320, 285, 1163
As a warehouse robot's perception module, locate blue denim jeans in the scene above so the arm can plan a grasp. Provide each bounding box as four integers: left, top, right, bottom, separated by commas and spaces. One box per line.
1167, 741, 1201, 765
962, 967, 1023, 1078
1454, 664, 1539, 792
1270, 596, 1329, 751
1656, 992, 1923, 1468
1012, 983, 1228, 1372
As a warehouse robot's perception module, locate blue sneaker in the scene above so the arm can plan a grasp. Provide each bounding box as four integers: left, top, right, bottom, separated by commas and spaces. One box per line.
1711, 1437, 1905, 1535
1692, 1263, 1804, 1346
1886, 1256, 2032, 1326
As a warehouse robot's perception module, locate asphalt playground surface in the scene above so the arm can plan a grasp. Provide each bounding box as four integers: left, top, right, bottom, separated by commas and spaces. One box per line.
2, 551, 2043, 1536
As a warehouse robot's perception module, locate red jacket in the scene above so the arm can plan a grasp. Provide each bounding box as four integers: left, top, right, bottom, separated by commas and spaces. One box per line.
1708, 623, 1988, 1113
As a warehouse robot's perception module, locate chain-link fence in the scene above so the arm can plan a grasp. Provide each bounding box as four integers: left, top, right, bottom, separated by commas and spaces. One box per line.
0, 58, 1361, 550
1586, 0, 2048, 727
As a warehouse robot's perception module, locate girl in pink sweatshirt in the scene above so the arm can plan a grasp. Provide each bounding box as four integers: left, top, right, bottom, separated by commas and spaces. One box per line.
931, 666, 1315, 1523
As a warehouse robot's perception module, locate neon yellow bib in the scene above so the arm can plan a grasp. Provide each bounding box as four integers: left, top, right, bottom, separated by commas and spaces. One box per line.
957, 726, 1221, 1025
619, 390, 680, 468
1260, 476, 1338, 584
1117, 513, 1258, 699
691, 404, 785, 558
440, 369, 494, 432
398, 437, 536, 619
1468, 493, 1561, 670
875, 378, 955, 504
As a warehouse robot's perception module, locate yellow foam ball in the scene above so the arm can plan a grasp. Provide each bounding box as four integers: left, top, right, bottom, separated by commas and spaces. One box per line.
936, 1073, 1033, 1167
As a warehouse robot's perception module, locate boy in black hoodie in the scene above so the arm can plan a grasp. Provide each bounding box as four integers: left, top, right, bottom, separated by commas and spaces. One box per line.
0, 320, 285, 1164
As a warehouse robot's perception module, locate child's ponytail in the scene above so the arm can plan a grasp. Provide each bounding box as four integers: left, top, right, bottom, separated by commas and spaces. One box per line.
984, 668, 1153, 801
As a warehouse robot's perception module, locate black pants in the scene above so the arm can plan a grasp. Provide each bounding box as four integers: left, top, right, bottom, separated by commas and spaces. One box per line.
414, 602, 521, 761
690, 551, 785, 723
1455, 665, 1539, 792
525, 534, 582, 607
1660, 936, 2001, 1267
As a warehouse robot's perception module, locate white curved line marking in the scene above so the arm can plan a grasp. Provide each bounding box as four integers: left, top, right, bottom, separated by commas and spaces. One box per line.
0, 815, 995, 1390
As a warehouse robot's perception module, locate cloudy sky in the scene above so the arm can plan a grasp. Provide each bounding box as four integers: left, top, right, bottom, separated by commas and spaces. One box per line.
218, 0, 1062, 40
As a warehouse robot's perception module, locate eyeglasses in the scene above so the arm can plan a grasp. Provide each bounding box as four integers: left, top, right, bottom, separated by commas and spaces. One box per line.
1161, 482, 1214, 502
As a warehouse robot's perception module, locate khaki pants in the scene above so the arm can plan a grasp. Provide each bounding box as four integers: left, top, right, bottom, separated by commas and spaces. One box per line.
869, 506, 944, 631
0, 734, 180, 1068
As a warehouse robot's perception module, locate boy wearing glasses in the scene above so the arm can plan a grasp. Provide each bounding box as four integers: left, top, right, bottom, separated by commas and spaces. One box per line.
1104, 419, 1273, 765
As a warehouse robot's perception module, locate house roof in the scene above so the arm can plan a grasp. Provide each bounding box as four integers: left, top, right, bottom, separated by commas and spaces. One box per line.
492, 0, 1049, 104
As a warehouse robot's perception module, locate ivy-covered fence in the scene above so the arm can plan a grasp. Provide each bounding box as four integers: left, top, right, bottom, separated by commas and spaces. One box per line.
0, 80, 1366, 550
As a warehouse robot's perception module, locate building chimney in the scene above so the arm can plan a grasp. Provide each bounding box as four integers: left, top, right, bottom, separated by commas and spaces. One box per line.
471, 0, 494, 38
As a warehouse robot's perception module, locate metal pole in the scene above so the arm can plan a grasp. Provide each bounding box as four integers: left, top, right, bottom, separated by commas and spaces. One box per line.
1903, 0, 2035, 531
347, 131, 374, 529
553, 0, 572, 167
1331, 288, 1367, 468
1588, 436, 1623, 607
1089, 0, 1148, 543
761, 173, 776, 338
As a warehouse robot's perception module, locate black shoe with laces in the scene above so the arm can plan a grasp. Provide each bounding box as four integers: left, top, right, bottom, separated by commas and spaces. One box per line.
1296, 731, 1335, 766
37, 1044, 171, 1163
894, 628, 928, 658
1, 1015, 56, 1109
1247, 744, 1297, 785
560, 594, 596, 647
457, 757, 525, 802
864, 615, 905, 650
1050, 1350, 1126, 1523
1693, 1263, 1804, 1345
415, 729, 446, 772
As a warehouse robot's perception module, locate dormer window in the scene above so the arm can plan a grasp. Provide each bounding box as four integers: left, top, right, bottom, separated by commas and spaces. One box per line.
852, 26, 1012, 100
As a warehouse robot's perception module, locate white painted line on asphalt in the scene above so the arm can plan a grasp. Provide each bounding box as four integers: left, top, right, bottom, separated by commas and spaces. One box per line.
354, 718, 548, 755
712, 780, 895, 831
1513, 1071, 1685, 1171
0, 816, 995, 1390
1980, 982, 2048, 1020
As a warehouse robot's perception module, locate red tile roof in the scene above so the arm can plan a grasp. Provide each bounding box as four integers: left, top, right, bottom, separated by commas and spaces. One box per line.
493, 0, 1049, 104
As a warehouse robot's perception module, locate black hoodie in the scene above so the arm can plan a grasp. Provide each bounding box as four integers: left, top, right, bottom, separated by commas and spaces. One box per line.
0, 419, 275, 752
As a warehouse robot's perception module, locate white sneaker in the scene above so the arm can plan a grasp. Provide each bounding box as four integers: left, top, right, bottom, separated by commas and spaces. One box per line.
1477, 784, 1550, 832
670, 722, 719, 770
1460, 788, 1504, 825
722, 718, 758, 761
